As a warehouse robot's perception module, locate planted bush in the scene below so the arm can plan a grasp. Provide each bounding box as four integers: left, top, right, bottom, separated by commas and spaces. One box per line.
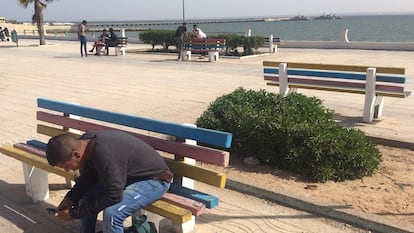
139, 29, 176, 50
196, 88, 382, 182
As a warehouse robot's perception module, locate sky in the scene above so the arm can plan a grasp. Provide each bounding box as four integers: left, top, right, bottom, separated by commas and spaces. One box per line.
2, 0, 414, 22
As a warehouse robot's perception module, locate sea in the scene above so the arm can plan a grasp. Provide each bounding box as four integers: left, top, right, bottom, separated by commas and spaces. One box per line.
84, 14, 414, 43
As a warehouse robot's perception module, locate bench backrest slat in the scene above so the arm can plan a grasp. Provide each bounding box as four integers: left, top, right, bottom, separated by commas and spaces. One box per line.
37, 111, 230, 167
38, 98, 232, 148
263, 61, 406, 75
264, 67, 407, 84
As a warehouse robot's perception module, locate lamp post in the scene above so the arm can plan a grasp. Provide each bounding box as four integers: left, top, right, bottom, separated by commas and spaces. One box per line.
182, 0, 185, 23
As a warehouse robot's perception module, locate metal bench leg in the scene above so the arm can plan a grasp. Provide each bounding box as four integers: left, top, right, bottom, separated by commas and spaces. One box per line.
22, 163, 49, 203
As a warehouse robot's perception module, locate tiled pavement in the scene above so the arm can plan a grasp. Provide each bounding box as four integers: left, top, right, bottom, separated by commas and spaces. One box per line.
0, 39, 413, 233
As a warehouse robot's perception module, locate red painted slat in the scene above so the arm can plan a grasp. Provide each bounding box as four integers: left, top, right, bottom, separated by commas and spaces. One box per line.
14, 143, 45, 157
162, 193, 206, 216
287, 77, 404, 92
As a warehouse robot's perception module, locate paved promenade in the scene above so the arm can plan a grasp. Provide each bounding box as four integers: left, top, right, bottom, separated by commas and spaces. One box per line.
0, 39, 413, 233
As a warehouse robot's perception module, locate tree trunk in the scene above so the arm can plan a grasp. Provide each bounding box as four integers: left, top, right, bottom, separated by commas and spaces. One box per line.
35, 0, 46, 45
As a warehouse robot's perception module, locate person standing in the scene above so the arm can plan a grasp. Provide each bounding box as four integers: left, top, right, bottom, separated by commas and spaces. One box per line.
78, 20, 88, 57
46, 130, 172, 233
175, 22, 188, 60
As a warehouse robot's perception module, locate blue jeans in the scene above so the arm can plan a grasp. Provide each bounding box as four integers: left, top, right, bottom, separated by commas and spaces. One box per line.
78, 179, 170, 233
80, 36, 87, 56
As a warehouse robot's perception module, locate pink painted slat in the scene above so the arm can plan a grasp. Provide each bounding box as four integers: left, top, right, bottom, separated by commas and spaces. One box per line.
264, 75, 404, 93
162, 193, 206, 216
264, 75, 279, 82
14, 143, 45, 157
37, 111, 229, 167
287, 77, 404, 92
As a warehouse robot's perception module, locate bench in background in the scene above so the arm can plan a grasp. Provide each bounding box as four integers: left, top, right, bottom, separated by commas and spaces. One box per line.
264, 35, 280, 53
183, 38, 226, 62
96, 37, 128, 56
0, 98, 232, 233
263, 61, 411, 122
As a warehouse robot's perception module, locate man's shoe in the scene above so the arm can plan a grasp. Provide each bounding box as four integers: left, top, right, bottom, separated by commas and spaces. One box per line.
89, 49, 94, 53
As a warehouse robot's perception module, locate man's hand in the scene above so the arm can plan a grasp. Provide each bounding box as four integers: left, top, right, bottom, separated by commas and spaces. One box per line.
56, 209, 72, 221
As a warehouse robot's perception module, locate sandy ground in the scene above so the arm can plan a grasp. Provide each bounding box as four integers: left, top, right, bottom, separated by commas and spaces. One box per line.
0, 39, 413, 232
213, 144, 414, 229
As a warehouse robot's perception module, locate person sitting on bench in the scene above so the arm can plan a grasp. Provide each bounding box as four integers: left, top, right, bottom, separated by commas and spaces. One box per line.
46, 130, 171, 233
105, 28, 118, 55
89, 29, 109, 54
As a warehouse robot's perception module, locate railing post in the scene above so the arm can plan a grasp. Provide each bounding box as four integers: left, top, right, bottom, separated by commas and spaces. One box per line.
269, 34, 274, 53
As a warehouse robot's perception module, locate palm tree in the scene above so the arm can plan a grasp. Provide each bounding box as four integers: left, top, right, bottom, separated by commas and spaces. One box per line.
19, 0, 54, 45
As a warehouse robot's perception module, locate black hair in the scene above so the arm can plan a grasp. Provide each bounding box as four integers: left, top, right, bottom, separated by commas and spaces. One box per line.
46, 134, 79, 166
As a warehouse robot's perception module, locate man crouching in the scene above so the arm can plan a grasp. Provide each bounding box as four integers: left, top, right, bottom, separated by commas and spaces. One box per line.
46, 130, 172, 233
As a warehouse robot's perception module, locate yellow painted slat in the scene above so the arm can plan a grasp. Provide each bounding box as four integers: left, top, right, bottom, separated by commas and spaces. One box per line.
263, 61, 405, 74
0, 146, 75, 180
37, 124, 81, 138
165, 158, 227, 188
144, 200, 192, 223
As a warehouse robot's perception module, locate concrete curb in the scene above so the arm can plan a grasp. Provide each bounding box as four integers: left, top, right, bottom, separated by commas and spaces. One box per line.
225, 179, 413, 233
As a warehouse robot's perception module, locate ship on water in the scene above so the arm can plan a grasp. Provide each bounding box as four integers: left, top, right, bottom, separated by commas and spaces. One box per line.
287, 15, 311, 21
314, 13, 344, 20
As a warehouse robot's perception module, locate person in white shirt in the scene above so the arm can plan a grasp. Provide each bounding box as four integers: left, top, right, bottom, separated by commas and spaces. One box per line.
192, 24, 207, 39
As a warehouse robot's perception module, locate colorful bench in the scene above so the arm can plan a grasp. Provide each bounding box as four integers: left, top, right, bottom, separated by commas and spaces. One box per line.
264, 35, 280, 53
263, 61, 411, 122
96, 37, 128, 56
0, 98, 232, 233
183, 38, 226, 62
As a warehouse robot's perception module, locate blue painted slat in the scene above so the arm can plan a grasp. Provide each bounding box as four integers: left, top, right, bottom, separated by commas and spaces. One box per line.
288, 69, 365, 80
37, 98, 232, 148
376, 75, 406, 84
264, 67, 279, 75
27, 140, 47, 150
169, 183, 218, 209
287, 69, 406, 84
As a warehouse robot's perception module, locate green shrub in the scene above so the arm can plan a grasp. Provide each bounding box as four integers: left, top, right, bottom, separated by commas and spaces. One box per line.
210, 34, 264, 55
139, 30, 175, 50
196, 88, 382, 182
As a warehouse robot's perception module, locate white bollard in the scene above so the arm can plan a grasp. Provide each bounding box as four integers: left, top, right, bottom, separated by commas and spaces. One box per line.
269, 34, 275, 53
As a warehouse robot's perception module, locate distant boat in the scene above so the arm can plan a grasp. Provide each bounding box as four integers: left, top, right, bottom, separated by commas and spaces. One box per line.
314, 13, 344, 20
288, 15, 310, 21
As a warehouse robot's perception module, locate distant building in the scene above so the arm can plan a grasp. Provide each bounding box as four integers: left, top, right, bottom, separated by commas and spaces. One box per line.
0, 17, 6, 23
